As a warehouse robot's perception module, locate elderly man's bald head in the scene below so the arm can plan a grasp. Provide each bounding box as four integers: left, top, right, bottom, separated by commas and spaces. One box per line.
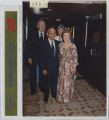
47, 27, 56, 34
47, 27, 56, 40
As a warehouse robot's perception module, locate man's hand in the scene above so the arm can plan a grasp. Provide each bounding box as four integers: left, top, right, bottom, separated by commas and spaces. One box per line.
42, 70, 47, 75
28, 58, 32, 64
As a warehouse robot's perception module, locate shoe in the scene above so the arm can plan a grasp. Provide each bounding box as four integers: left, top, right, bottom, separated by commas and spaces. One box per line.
53, 97, 56, 100
31, 90, 36, 95
44, 98, 48, 102
51, 95, 56, 99
31, 92, 35, 95
40, 88, 44, 92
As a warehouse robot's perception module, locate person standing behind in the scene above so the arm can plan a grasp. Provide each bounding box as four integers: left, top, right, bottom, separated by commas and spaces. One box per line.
55, 24, 64, 44
56, 30, 78, 103
55, 24, 75, 44
27, 19, 47, 95
40, 27, 59, 102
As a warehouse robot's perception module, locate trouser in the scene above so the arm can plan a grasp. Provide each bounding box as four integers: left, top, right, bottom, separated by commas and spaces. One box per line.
29, 63, 45, 93
28, 64, 37, 94
44, 73, 57, 100
39, 66, 44, 92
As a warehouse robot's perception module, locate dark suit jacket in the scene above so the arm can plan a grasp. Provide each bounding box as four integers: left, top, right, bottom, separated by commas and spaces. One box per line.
27, 29, 47, 65
40, 39, 59, 75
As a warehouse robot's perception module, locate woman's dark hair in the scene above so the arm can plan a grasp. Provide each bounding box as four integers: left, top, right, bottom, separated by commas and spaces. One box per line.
57, 24, 64, 31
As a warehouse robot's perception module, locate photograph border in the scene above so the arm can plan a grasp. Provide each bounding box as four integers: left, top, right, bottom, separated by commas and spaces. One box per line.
0, 0, 108, 120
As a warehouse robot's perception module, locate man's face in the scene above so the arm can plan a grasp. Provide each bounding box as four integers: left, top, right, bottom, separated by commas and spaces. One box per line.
47, 28, 56, 40
37, 21, 46, 32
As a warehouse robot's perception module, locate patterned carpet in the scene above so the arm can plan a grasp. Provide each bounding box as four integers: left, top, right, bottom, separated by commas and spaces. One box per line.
23, 79, 106, 116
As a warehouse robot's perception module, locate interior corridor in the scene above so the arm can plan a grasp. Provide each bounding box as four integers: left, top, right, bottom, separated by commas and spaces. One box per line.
23, 1, 106, 116
23, 73, 106, 116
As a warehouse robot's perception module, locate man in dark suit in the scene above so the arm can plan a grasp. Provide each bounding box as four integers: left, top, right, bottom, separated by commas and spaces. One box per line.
27, 19, 47, 95
40, 27, 59, 102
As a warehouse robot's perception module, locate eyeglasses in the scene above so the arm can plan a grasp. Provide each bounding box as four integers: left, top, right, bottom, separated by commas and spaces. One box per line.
38, 24, 45, 27
48, 32, 56, 34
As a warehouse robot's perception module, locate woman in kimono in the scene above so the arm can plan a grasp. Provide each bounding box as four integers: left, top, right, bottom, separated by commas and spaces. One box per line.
55, 24, 64, 44
56, 30, 78, 103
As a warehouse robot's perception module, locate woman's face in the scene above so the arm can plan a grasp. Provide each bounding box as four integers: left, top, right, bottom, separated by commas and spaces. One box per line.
63, 33, 70, 42
58, 28, 64, 35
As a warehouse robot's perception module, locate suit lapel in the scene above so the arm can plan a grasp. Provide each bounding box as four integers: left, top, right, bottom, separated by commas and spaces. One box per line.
56, 40, 60, 57
47, 39, 51, 49
54, 40, 59, 57
37, 31, 40, 39
46, 39, 58, 57
44, 32, 46, 40
38, 31, 46, 40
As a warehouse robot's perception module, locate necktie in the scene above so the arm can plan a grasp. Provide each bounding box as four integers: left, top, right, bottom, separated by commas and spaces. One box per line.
40, 33, 43, 40
51, 41, 55, 56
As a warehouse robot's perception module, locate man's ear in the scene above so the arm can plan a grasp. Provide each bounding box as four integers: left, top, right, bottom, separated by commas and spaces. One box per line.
46, 32, 48, 37
37, 24, 38, 29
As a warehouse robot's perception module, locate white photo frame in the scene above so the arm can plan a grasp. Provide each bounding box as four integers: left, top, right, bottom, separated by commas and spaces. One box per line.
0, 0, 108, 120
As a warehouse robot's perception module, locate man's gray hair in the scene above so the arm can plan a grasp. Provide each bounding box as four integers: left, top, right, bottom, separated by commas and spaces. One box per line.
37, 19, 46, 26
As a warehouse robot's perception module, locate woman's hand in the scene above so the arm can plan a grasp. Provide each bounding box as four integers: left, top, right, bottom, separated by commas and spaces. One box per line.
59, 36, 62, 40
42, 70, 47, 75
28, 58, 32, 64
72, 68, 76, 74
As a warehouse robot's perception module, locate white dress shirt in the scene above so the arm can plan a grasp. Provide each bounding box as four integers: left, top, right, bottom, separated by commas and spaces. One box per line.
55, 35, 60, 41
48, 38, 56, 56
38, 31, 44, 40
